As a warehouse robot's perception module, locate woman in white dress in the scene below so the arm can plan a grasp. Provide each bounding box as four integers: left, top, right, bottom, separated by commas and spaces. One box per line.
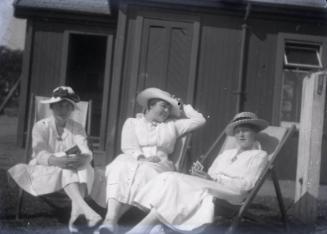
8, 86, 102, 232
97, 87, 206, 233
128, 112, 269, 234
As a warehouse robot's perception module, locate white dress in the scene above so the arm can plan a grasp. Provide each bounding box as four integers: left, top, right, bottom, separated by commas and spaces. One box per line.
105, 104, 206, 205
8, 116, 94, 195
133, 148, 268, 232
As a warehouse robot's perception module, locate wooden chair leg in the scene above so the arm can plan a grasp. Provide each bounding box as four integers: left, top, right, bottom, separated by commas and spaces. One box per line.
16, 188, 24, 220
271, 169, 288, 231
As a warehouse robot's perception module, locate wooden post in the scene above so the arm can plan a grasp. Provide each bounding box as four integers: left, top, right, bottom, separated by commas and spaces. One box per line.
294, 71, 327, 224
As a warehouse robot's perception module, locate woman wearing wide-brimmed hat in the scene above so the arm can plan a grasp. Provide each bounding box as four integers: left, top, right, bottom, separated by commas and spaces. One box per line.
97, 87, 206, 233
127, 112, 269, 234
8, 86, 102, 232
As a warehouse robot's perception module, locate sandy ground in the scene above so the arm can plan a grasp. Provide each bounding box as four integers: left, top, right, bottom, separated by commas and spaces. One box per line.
1, 115, 327, 233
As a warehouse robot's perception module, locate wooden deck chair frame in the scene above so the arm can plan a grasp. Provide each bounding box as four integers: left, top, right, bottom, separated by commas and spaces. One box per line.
170, 134, 192, 173
201, 125, 296, 233
15, 94, 93, 219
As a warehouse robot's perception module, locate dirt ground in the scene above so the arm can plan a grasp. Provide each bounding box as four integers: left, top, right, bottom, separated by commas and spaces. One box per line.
1, 115, 327, 234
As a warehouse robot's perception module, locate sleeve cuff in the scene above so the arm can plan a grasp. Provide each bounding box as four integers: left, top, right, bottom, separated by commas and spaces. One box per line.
37, 152, 52, 166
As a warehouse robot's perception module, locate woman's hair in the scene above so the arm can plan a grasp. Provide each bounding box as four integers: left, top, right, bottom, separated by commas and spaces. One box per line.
146, 98, 163, 110
234, 123, 260, 133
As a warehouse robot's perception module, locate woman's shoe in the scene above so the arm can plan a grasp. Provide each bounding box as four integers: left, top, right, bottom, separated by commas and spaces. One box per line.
68, 219, 79, 233
86, 214, 102, 228
68, 213, 86, 233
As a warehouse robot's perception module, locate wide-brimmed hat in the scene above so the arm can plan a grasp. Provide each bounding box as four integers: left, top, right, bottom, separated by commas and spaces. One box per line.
225, 112, 268, 136
40, 86, 80, 107
136, 87, 181, 117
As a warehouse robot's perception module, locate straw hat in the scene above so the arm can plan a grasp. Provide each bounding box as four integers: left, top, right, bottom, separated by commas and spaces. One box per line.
225, 112, 268, 136
40, 86, 80, 107
136, 87, 181, 117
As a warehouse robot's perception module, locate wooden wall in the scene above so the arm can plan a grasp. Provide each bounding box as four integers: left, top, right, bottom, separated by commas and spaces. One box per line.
17, 18, 114, 148
116, 3, 327, 183
243, 17, 327, 182
18, 3, 327, 183
193, 14, 242, 166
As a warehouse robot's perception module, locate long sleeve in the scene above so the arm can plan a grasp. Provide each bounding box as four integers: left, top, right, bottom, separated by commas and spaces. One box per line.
174, 104, 206, 137
215, 151, 268, 193
31, 122, 52, 166
121, 118, 143, 159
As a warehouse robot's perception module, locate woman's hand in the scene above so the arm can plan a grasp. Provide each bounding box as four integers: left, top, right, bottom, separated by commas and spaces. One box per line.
67, 154, 90, 169
191, 161, 204, 172
139, 156, 161, 163
191, 169, 212, 180
171, 95, 184, 112
48, 154, 89, 169
48, 156, 75, 169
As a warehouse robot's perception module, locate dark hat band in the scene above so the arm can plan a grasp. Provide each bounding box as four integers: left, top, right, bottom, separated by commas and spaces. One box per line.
232, 116, 252, 122
53, 88, 80, 103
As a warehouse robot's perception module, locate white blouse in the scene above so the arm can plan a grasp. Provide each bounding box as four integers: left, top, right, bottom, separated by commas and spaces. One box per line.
208, 148, 268, 194
29, 116, 92, 166
121, 104, 206, 161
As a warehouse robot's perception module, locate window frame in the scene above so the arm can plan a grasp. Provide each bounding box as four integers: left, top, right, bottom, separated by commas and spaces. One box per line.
273, 33, 326, 127
283, 41, 323, 69
61, 30, 114, 150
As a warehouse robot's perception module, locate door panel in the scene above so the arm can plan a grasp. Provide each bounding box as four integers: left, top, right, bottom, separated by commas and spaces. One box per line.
137, 18, 194, 105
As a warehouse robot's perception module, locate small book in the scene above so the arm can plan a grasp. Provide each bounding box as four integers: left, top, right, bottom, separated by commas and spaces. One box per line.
65, 145, 81, 155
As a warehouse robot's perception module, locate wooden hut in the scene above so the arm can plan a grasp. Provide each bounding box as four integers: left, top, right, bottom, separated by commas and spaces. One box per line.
14, 0, 116, 151
14, 0, 327, 183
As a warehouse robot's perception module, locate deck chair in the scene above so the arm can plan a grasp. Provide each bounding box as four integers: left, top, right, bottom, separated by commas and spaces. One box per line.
14, 94, 92, 219
170, 134, 192, 173
200, 125, 296, 234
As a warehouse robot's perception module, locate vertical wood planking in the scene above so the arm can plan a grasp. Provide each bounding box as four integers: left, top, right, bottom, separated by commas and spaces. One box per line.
294, 72, 327, 224
100, 34, 114, 150
17, 20, 34, 147
192, 15, 242, 165
105, 4, 128, 162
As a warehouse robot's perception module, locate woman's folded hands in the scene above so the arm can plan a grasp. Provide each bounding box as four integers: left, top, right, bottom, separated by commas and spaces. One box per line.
137, 155, 161, 163
48, 153, 90, 169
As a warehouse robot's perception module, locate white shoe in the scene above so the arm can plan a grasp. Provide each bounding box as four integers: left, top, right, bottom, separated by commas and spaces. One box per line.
149, 224, 166, 234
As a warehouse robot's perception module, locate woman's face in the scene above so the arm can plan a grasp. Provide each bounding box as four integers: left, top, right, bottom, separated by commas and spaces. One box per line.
51, 100, 74, 121
234, 124, 257, 150
148, 99, 171, 122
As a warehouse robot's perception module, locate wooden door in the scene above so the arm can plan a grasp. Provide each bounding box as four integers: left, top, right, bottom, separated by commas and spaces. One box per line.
61, 32, 114, 150
133, 16, 199, 114
110, 12, 200, 161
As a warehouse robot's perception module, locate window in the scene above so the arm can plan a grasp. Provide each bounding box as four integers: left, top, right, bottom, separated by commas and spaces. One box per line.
280, 41, 322, 127
284, 42, 322, 69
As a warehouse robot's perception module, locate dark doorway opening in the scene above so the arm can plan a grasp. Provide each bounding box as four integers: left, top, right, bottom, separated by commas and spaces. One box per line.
66, 34, 107, 140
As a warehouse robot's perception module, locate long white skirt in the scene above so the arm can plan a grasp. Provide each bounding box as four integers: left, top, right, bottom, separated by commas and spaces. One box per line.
133, 172, 245, 232
8, 163, 94, 196
105, 154, 175, 204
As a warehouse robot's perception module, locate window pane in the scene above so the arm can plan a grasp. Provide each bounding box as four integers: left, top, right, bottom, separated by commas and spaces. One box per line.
285, 43, 321, 67
280, 70, 309, 122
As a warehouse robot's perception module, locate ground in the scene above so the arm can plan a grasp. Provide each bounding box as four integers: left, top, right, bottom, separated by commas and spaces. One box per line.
1, 115, 327, 234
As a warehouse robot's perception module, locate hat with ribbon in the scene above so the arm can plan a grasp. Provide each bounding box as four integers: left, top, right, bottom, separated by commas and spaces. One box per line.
40, 86, 80, 106
136, 87, 182, 117
225, 112, 268, 136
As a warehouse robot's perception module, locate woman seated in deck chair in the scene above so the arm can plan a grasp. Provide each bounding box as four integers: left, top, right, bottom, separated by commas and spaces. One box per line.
8, 86, 102, 232
127, 112, 269, 234
97, 87, 206, 233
